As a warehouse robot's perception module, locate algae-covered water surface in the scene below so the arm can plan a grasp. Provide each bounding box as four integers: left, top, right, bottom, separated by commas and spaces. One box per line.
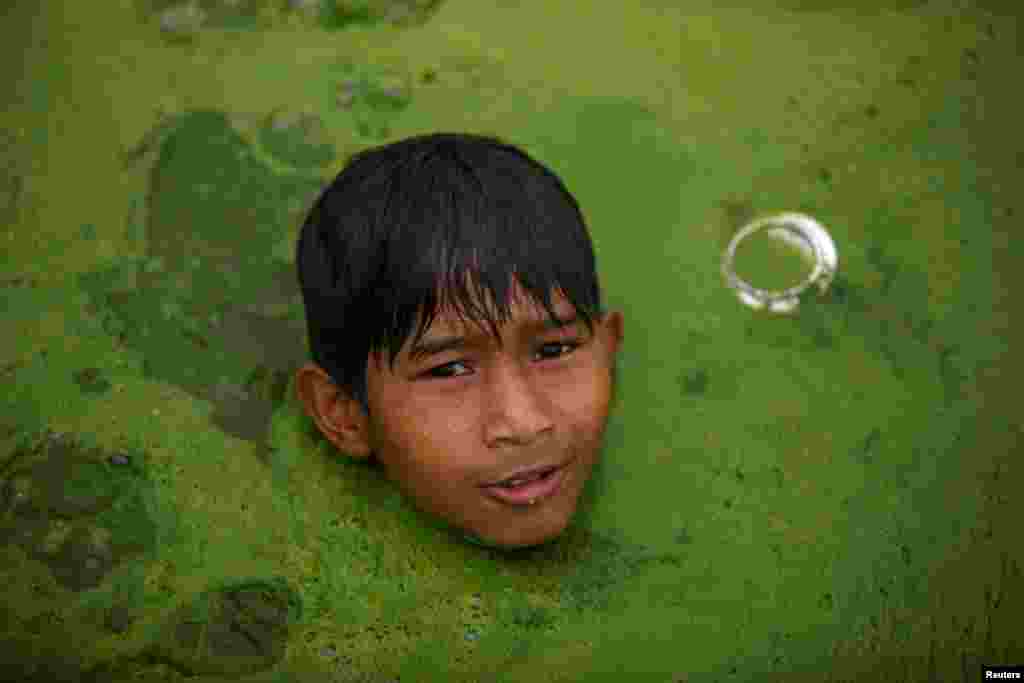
1, 0, 1021, 681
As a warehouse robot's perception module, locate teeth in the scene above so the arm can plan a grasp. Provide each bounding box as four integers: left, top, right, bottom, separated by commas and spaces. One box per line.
500, 469, 550, 487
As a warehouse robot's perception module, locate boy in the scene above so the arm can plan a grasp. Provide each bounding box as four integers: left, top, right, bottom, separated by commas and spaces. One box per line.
293, 132, 624, 550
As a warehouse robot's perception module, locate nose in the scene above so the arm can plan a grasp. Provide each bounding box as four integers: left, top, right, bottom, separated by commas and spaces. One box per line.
482, 362, 554, 447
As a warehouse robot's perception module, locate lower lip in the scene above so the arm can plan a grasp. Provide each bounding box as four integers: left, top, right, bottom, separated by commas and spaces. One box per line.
482, 465, 567, 507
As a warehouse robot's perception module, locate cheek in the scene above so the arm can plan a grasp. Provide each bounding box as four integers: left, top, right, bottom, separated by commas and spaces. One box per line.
372, 406, 475, 487
560, 362, 613, 423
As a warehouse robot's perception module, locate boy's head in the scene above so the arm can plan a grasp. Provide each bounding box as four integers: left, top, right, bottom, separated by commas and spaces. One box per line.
294, 132, 623, 550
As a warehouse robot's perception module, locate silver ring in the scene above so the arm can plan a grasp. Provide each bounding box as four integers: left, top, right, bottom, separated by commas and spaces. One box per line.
721, 212, 838, 314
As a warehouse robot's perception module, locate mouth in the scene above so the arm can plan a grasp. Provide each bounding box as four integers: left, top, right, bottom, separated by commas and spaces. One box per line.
483, 460, 564, 488
481, 460, 570, 507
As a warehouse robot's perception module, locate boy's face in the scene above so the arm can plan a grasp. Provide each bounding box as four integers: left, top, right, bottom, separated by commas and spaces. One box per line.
295, 277, 624, 550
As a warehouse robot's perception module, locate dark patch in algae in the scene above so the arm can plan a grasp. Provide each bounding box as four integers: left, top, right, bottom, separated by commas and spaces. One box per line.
1, 426, 301, 679
318, 0, 445, 30
147, 577, 301, 676
0, 429, 178, 680
72, 367, 112, 395
680, 367, 709, 395
80, 109, 320, 446
0, 430, 166, 592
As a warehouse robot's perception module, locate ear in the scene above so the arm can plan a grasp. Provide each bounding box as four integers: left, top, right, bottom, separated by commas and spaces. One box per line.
601, 310, 624, 356
293, 362, 373, 458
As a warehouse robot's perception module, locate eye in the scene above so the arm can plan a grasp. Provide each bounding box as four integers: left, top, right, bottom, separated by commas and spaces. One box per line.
424, 360, 471, 379
421, 340, 582, 380
536, 340, 581, 360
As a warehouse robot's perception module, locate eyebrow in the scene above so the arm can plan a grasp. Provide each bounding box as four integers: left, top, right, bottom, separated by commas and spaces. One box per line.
407, 313, 581, 363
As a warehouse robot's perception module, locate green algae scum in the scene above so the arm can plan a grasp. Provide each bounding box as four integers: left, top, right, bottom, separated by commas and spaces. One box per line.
1, 0, 1022, 681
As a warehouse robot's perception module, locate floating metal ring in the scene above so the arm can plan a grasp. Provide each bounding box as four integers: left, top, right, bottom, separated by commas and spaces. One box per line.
721, 212, 838, 314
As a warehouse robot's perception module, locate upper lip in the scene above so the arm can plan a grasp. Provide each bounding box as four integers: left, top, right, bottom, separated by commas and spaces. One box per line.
483, 460, 564, 487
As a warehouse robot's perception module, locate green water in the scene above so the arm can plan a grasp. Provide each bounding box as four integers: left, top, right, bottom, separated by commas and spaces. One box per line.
731, 227, 816, 292
0, 1, 1020, 681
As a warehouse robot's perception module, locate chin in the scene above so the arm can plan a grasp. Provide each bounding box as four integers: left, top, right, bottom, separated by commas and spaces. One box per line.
506, 537, 558, 550
461, 524, 566, 550
499, 526, 569, 550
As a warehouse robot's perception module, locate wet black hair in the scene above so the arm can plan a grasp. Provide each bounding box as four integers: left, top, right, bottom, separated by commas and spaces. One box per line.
295, 131, 605, 417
